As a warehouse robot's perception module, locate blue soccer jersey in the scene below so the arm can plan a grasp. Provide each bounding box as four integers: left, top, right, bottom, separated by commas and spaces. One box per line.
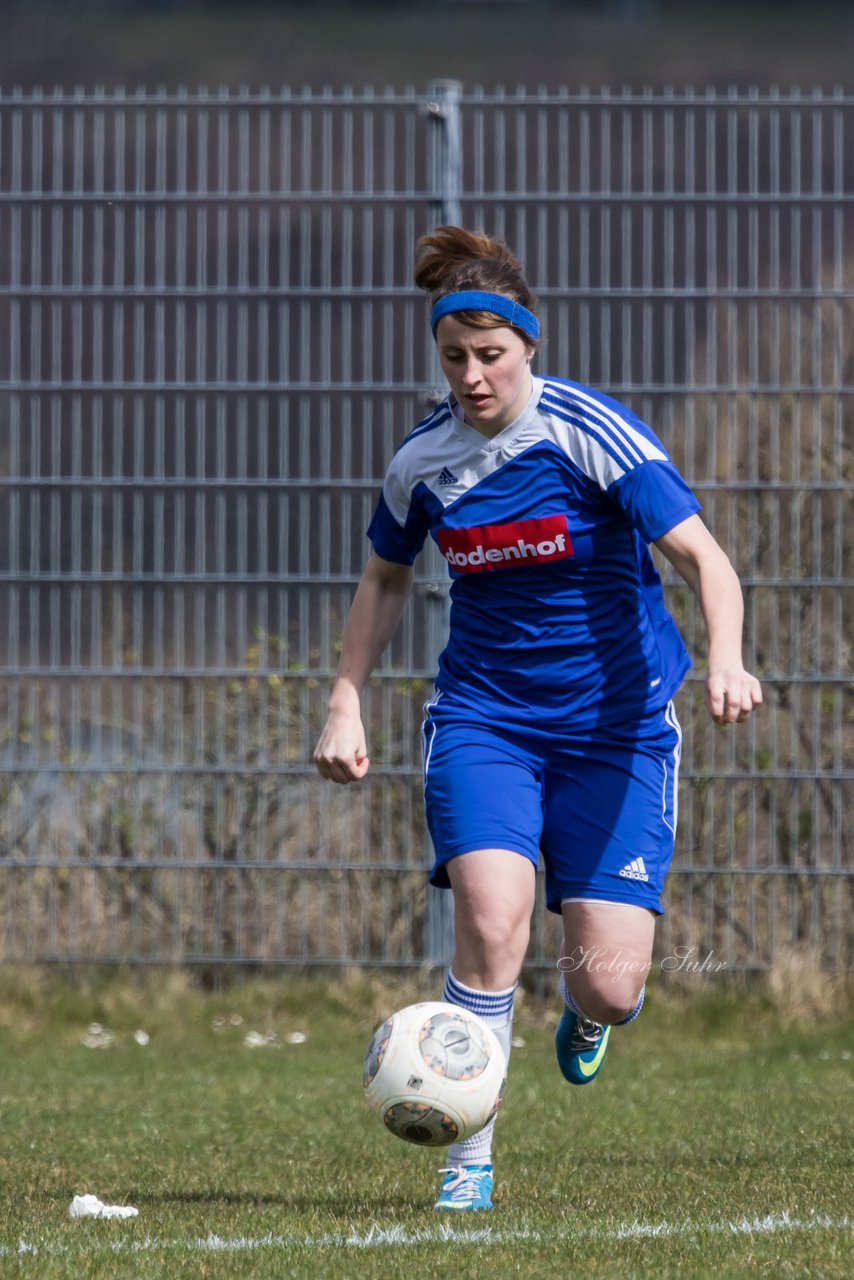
367, 375, 701, 729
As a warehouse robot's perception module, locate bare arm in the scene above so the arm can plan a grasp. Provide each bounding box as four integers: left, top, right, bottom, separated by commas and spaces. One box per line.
654, 514, 762, 725
313, 552, 415, 782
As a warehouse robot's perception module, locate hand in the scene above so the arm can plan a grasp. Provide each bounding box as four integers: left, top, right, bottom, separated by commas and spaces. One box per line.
313, 708, 370, 783
706, 667, 763, 725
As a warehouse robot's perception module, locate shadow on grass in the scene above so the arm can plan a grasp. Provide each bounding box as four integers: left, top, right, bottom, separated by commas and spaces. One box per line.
127, 1188, 415, 1214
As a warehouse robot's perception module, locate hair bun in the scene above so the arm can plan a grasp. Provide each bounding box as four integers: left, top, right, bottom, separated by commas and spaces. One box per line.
414, 226, 525, 294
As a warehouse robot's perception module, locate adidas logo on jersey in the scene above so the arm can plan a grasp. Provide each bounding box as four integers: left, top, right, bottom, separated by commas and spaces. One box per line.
438, 515, 573, 575
436, 467, 458, 486
619, 857, 650, 882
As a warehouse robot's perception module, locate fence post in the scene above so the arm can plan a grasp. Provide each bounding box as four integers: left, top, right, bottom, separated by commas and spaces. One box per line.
423, 80, 462, 968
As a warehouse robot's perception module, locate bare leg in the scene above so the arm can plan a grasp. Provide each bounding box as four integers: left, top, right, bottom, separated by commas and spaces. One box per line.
436, 848, 536, 1185
447, 848, 537, 990
559, 900, 656, 1024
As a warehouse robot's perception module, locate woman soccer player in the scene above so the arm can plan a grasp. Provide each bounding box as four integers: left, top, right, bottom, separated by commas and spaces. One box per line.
314, 225, 762, 1212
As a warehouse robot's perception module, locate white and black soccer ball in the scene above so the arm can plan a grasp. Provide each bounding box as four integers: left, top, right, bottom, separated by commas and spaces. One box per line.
363, 1001, 507, 1147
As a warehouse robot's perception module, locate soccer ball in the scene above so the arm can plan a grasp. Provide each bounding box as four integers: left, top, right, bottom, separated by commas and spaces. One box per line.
363, 1001, 507, 1147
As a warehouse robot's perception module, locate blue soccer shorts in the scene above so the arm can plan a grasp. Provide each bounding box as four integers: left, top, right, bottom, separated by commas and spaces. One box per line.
421, 695, 683, 915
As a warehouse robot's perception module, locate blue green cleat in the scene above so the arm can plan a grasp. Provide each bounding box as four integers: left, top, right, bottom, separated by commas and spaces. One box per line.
555, 1008, 612, 1084
434, 1163, 494, 1211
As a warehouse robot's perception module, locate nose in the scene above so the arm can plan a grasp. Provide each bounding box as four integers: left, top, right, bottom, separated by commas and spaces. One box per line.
460, 358, 483, 387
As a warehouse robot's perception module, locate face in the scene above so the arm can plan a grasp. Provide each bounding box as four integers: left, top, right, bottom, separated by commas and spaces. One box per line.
436, 315, 534, 437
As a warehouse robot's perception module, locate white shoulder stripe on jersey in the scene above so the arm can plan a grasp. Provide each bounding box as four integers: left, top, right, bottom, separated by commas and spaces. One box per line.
382, 407, 462, 523
542, 390, 639, 473
542, 385, 647, 469
542, 381, 667, 467
542, 380, 658, 459
405, 403, 453, 445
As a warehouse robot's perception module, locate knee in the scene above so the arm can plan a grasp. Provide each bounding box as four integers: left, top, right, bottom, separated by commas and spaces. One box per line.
466, 908, 530, 961
564, 975, 645, 1026
455, 909, 530, 987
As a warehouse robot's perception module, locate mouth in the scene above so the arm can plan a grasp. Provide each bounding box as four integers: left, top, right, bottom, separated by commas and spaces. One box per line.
465, 394, 492, 411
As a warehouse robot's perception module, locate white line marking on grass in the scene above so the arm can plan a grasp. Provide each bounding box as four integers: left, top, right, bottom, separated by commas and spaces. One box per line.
609, 1212, 853, 1241
2, 1212, 852, 1258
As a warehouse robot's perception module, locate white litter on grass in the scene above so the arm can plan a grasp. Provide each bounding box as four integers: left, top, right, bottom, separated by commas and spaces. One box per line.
511, 1036, 527, 1049
286, 1031, 307, 1045
80, 1024, 115, 1050
69, 1195, 138, 1221
244, 1031, 279, 1048
133, 1030, 150, 1046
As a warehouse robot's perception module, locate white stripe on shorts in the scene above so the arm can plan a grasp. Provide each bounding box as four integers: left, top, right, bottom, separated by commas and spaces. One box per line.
560, 897, 615, 906
420, 689, 442, 786
661, 699, 682, 835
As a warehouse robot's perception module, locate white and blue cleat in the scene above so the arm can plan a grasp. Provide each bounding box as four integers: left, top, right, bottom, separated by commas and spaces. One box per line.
434, 1163, 494, 1211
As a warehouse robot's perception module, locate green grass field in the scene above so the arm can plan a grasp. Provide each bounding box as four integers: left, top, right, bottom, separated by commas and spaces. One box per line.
0, 971, 851, 1279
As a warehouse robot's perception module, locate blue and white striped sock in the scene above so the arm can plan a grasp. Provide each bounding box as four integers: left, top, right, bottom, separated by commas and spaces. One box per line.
442, 970, 516, 1168
559, 973, 588, 1018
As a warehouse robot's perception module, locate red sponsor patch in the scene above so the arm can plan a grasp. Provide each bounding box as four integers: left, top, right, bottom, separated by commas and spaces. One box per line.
438, 515, 573, 574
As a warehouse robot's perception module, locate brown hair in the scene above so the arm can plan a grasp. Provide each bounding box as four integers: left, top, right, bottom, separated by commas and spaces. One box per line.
414, 225, 539, 347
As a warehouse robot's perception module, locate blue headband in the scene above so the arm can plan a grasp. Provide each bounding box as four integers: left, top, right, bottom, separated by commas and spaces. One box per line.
430, 290, 541, 341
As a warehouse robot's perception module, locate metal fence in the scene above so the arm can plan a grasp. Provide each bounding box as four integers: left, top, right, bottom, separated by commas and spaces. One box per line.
0, 84, 850, 975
